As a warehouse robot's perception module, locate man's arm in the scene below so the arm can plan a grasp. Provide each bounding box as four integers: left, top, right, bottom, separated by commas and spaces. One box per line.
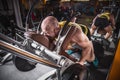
72, 29, 95, 65
104, 30, 113, 39
90, 24, 97, 35
103, 14, 115, 40
110, 14, 116, 29
90, 15, 98, 35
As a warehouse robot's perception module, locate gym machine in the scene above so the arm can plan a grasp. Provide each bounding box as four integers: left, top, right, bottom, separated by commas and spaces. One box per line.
0, 0, 119, 80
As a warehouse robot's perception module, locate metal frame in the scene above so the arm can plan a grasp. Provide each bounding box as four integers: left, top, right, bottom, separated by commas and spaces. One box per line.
0, 38, 74, 80
12, 0, 24, 29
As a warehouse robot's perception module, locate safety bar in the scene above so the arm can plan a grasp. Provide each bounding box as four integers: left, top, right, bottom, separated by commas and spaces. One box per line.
0, 33, 23, 46
0, 40, 60, 69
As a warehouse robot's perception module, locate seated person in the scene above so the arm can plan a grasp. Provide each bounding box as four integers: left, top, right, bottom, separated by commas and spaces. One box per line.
90, 11, 115, 40
41, 16, 95, 66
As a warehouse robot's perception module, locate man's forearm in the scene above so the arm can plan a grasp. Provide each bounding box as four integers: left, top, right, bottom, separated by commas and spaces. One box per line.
104, 32, 112, 39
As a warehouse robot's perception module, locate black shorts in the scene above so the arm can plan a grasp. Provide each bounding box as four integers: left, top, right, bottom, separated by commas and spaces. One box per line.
94, 17, 110, 28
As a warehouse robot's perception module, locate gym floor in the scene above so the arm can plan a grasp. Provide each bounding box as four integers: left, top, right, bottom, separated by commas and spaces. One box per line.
0, 61, 54, 80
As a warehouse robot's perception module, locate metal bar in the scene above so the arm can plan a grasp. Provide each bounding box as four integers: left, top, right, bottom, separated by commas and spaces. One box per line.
0, 33, 22, 46
0, 53, 12, 64
12, 0, 24, 29
44, 49, 62, 62
0, 40, 60, 69
115, 9, 120, 23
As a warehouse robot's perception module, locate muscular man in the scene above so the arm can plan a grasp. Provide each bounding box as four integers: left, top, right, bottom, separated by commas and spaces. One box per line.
90, 11, 115, 40
41, 16, 95, 65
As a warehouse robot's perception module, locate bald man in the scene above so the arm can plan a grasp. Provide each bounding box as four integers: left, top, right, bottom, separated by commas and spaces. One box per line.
41, 16, 95, 65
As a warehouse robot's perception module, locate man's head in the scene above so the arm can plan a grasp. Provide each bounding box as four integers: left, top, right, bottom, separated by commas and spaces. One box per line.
97, 25, 113, 35
94, 17, 112, 35
41, 16, 60, 39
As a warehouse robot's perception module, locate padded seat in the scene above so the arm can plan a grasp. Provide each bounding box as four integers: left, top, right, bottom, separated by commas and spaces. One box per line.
24, 31, 54, 50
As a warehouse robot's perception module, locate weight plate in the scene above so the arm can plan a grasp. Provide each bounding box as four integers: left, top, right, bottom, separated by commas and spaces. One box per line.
13, 56, 36, 72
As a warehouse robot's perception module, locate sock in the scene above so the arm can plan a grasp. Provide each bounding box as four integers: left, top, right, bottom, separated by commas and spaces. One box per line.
93, 57, 99, 67
65, 50, 73, 55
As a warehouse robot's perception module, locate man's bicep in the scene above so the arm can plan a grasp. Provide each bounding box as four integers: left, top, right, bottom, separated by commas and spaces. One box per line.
110, 15, 115, 27
90, 25, 96, 35
73, 32, 90, 48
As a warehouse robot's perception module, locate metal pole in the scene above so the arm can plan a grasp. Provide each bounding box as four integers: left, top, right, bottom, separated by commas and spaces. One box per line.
12, 0, 24, 29
0, 40, 60, 69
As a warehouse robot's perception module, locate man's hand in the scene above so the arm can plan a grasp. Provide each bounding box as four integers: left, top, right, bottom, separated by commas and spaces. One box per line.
102, 38, 110, 48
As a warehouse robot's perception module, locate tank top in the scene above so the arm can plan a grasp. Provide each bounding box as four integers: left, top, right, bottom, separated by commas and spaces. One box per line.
58, 21, 88, 35
98, 12, 110, 20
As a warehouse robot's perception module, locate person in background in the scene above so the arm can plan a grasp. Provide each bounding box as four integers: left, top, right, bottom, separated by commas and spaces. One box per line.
90, 10, 115, 40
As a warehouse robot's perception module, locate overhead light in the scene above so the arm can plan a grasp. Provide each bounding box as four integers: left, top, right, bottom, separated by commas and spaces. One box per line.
60, 0, 71, 2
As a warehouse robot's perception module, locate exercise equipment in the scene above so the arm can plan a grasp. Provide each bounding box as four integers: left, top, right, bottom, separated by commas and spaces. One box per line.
0, 39, 75, 80
62, 63, 89, 80
13, 56, 36, 71
0, 0, 117, 79
0, 50, 12, 65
